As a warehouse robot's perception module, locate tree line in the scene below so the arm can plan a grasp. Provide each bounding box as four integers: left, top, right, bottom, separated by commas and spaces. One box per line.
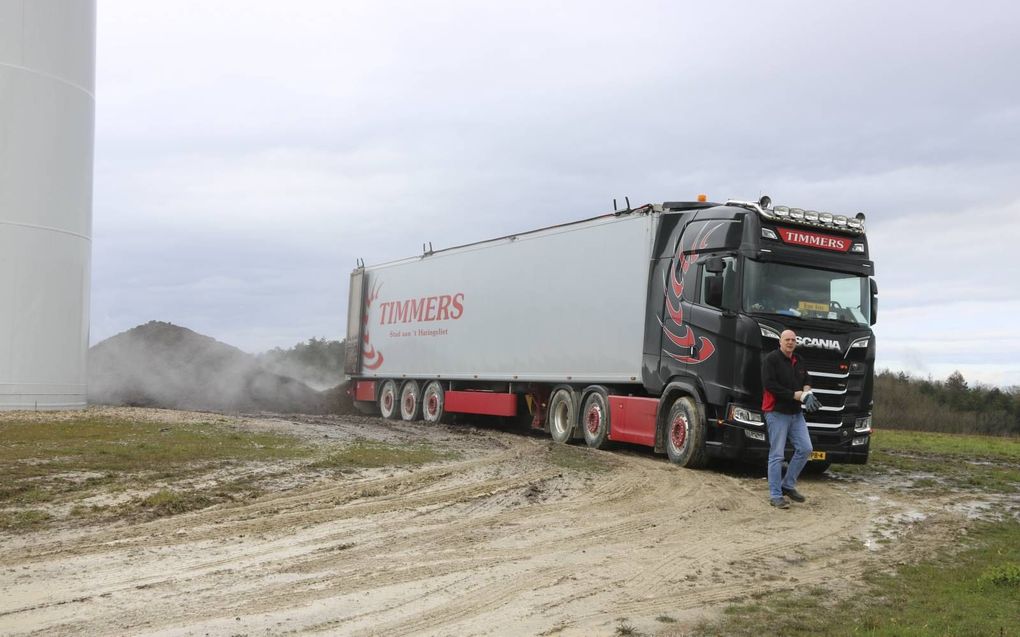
258, 337, 347, 391
874, 370, 1020, 436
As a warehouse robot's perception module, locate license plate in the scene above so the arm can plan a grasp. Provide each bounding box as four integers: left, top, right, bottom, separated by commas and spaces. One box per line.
810, 451, 827, 461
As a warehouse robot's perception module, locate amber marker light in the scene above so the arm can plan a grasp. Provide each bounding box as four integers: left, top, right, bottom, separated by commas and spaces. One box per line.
697, 194, 708, 202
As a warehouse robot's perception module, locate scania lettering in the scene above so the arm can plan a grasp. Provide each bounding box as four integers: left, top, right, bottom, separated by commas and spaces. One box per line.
796, 337, 841, 351
345, 195, 877, 469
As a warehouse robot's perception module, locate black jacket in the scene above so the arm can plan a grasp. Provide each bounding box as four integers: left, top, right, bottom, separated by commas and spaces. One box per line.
761, 348, 809, 414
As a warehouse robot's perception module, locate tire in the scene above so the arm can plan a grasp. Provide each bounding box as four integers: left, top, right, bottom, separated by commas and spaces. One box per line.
399, 380, 422, 421
581, 388, 611, 449
802, 460, 832, 475
664, 396, 708, 468
547, 387, 577, 444
422, 380, 448, 424
378, 380, 399, 420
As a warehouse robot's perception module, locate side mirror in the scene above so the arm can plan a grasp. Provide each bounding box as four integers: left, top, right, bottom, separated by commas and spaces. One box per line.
870, 278, 878, 325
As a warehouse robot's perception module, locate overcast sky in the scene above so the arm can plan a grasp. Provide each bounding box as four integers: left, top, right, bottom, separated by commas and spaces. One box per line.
91, 0, 1020, 387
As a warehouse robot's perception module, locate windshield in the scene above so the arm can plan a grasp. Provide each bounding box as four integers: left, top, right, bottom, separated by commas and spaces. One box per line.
743, 260, 871, 326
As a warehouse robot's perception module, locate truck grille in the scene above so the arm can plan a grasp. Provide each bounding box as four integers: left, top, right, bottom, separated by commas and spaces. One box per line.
803, 358, 848, 429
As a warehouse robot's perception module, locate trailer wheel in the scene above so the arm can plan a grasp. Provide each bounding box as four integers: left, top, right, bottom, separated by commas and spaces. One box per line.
378, 380, 399, 420
422, 381, 448, 424
399, 380, 422, 421
547, 387, 577, 444
664, 396, 708, 468
581, 389, 611, 449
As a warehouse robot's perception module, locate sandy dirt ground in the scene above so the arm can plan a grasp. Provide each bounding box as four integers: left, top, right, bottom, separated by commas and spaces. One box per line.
0, 408, 1011, 636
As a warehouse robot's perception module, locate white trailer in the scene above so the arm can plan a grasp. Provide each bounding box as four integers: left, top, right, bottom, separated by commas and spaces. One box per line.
349, 211, 657, 383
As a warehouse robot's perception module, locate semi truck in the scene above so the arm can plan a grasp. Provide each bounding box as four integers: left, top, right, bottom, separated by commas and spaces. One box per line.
344, 195, 876, 469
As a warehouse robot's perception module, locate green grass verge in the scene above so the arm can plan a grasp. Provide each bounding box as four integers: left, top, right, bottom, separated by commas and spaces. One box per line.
695, 521, 1020, 636
873, 428, 1020, 461
832, 429, 1020, 494
310, 440, 458, 470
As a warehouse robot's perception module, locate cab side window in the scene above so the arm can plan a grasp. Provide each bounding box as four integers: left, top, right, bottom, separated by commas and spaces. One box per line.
698, 256, 738, 309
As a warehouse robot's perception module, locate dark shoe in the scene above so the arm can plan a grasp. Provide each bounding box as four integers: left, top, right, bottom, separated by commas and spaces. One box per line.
782, 487, 806, 503
770, 497, 790, 509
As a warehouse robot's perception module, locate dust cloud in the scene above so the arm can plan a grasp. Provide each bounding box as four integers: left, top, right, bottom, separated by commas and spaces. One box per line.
88, 321, 351, 414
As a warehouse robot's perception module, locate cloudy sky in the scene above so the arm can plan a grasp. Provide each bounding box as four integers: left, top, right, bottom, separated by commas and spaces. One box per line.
91, 0, 1020, 386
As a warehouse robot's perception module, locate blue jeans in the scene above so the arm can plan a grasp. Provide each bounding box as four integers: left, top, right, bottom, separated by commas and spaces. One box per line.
765, 411, 812, 500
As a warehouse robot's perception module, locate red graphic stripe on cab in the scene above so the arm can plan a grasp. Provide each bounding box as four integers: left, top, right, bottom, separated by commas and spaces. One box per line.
661, 221, 720, 365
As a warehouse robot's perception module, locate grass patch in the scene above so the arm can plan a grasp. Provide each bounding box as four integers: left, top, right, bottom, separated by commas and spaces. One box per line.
311, 440, 457, 470
981, 563, 1020, 588
0, 415, 313, 530
614, 620, 644, 636
872, 429, 1020, 461
697, 521, 1020, 635
0, 509, 52, 531
0, 416, 310, 479
545, 443, 612, 473
138, 489, 215, 517
832, 429, 1020, 494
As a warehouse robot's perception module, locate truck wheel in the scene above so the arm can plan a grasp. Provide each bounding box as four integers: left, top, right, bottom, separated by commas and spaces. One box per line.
378, 380, 399, 420
581, 388, 611, 449
547, 387, 577, 444
664, 396, 708, 468
422, 381, 448, 424
399, 380, 422, 421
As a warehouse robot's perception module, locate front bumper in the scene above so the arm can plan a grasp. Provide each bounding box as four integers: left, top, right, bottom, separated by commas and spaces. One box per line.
707, 420, 870, 464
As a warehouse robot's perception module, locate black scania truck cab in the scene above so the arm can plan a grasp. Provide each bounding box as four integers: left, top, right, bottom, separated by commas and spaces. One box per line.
643, 196, 876, 469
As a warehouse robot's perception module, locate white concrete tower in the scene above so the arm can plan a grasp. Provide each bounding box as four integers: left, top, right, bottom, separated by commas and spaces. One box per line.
0, 1, 96, 409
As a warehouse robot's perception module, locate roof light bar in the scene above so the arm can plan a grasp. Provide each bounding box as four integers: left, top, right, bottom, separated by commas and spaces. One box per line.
724, 198, 867, 235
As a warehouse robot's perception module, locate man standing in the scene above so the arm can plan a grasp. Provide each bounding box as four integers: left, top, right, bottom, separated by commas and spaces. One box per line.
762, 329, 816, 509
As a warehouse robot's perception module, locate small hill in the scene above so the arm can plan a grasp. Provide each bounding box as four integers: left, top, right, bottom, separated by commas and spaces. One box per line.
89, 321, 334, 413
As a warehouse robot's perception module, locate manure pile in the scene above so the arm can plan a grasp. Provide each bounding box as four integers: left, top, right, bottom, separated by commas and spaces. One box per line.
89, 321, 351, 414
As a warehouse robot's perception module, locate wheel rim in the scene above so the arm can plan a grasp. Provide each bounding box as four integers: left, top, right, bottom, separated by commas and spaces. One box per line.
552, 400, 569, 435
383, 391, 393, 412
670, 413, 688, 451
426, 393, 438, 416
585, 403, 602, 435
403, 392, 415, 414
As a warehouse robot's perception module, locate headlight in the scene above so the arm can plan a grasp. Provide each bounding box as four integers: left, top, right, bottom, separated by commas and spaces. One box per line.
759, 324, 780, 340
729, 405, 764, 426
854, 415, 872, 433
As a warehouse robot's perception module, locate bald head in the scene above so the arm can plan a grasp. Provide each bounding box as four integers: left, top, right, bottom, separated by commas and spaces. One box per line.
780, 330, 797, 357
